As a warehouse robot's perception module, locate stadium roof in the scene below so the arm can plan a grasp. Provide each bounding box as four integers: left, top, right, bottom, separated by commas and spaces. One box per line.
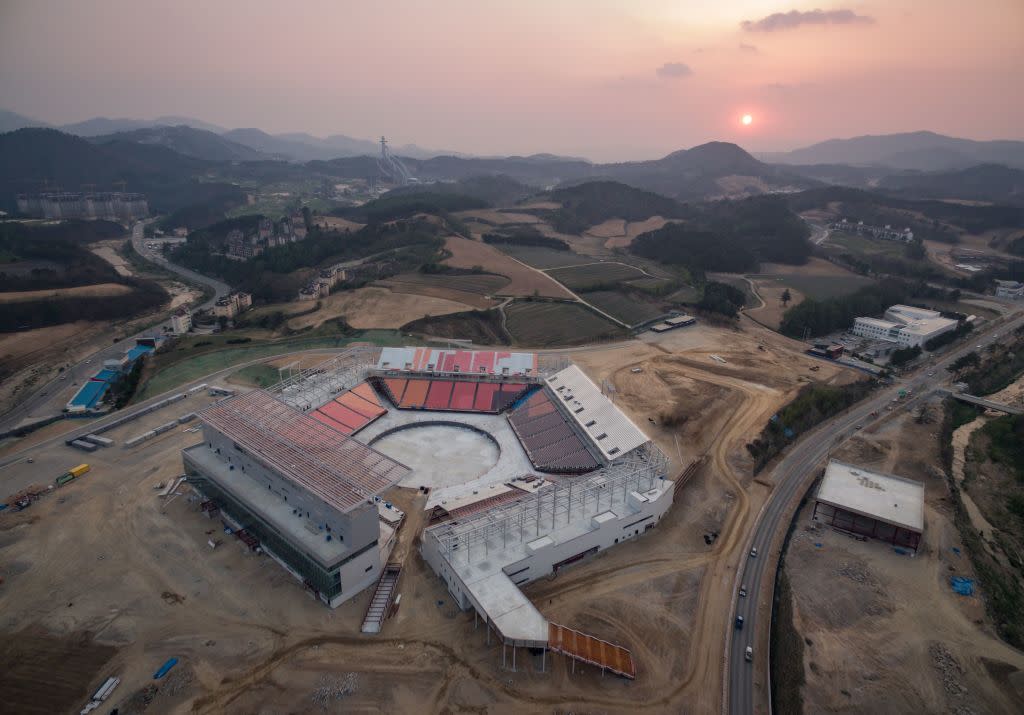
817, 460, 924, 533
545, 365, 649, 461
199, 390, 409, 513
377, 347, 537, 376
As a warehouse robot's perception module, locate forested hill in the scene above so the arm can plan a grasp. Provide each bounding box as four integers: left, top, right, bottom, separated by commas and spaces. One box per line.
629, 195, 811, 276
0, 128, 244, 215
542, 181, 685, 233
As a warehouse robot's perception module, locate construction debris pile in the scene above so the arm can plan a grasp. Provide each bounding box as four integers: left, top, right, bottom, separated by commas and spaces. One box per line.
310, 673, 358, 709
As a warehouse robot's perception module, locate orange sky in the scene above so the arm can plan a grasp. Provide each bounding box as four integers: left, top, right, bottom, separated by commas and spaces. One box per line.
1, 0, 1021, 160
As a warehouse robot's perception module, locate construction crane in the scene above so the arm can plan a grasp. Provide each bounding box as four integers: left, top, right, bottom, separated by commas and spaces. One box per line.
377, 136, 412, 186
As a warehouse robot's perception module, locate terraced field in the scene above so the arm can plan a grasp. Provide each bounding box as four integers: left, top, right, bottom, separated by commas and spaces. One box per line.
581, 291, 666, 327
504, 301, 627, 347
377, 272, 507, 308
546, 262, 649, 290
494, 245, 593, 269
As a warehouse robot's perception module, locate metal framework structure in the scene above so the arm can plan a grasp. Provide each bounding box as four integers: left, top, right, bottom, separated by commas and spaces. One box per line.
378, 136, 412, 185
432, 442, 669, 563
270, 347, 376, 411
199, 389, 408, 512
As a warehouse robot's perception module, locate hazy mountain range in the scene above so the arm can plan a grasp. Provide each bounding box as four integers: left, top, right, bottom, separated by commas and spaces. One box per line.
0, 108, 461, 161
2, 121, 1022, 212
764, 131, 1024, 171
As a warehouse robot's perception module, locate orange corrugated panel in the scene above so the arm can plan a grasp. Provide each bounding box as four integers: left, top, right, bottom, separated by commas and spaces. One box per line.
337, 391, 383, 419
401, 379, 430, 407
351, 382, 382, 407
383, 378, 408, 404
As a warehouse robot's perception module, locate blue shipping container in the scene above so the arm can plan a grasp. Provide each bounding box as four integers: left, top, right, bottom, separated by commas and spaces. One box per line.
153, 657, 178, 679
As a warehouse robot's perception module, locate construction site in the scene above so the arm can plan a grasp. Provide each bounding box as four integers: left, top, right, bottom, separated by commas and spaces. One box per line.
0, 322, 901, 714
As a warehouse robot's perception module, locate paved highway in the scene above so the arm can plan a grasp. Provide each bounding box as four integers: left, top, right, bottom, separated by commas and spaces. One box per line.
0, 223, 229, 432
726, 310, 1024, 714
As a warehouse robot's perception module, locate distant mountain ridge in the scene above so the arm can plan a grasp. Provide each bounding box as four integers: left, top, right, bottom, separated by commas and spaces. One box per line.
90, 126, 270, 162
769, 131, 1024, 171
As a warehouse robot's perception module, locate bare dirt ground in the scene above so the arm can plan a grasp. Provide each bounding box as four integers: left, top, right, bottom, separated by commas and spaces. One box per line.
611, 216, 670, 249
91, 244, 133, 277
783, 401, 1024, 714
453, 209, 542, 225
376, 273, 503, 310
312, 216, 365, 232
0, 319, 865, 714
759, 257, 861, 277
746, 278, 804, 330
0, 283, 134, 304
585, 218, 628, 239
442, 236, 574, 298
286, 286, 477, 330
714, 175, 773, 197
516, 201, 561, 210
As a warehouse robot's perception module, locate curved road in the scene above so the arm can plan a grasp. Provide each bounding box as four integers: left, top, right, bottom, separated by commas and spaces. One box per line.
0, 222, 230, 433
727, 309, 1024, 714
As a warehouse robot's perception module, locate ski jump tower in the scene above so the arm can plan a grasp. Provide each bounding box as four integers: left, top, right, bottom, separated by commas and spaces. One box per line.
378, 136, 412, 186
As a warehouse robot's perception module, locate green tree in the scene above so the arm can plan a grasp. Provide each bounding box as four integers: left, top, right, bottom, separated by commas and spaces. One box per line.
781, 288, 792, 307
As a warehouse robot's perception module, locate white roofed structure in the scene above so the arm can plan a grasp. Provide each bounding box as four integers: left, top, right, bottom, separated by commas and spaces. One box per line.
545, 364, 649, 461
376, 347, 538, 376
813, 460, 924, 552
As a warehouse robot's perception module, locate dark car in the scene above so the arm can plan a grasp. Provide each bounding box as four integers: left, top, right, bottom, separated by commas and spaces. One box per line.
735, 615, 744, 629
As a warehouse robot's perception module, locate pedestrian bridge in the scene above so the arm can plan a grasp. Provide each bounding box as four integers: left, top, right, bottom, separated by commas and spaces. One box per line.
944, 391, 1023, 416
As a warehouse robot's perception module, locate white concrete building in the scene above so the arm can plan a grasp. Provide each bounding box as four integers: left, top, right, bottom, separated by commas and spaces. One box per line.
182, 389, 409, 607
995, 280, 1024, 300
852, 304, 957, 348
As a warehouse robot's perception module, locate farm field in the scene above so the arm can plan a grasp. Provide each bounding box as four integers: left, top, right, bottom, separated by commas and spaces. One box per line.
504, 301, 626, 346
442, 236, 573, 298
581, 291, 665, 327
590, 215, 671, 249
287, 286, 477, 330
546, 261, 649, 290
493, 244, 593, 269
826, 231, 908, 258
753, 272, 874, 300
0, 282, 134, 303
377, 272, 507, 309
453, 209, 542, 225
313, 216, 366, 232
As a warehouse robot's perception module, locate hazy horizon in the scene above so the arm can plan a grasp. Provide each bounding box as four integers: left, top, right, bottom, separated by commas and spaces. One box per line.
1, 0, 1022, 161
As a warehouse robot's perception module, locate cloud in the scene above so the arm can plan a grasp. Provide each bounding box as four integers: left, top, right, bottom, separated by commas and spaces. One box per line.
738, 43, 759, 54
655, 62, 693, 79
741, 8, 875, 32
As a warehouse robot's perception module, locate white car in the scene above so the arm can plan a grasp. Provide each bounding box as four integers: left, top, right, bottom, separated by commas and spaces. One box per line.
744, 646, 753, 662
749, 547, 758, 558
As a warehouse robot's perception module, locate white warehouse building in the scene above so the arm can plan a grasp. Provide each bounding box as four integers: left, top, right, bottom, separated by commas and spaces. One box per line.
852, 304, 958, 348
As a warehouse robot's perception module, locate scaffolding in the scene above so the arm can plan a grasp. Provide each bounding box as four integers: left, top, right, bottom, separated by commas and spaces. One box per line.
431, 442, 669, 564
270, 347, 377, 411
199, 389, 409, 512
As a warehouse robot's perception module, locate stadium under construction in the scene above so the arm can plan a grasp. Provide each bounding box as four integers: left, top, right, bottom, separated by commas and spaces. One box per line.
181, 346, 675, 676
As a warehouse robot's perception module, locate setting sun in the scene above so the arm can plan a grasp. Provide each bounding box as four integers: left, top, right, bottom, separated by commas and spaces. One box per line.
741, 114, 753, 126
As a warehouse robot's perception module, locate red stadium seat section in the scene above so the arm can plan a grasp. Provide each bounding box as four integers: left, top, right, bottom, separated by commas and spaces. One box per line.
312, 381, 388, 436
372, 377, 534, 414
507, 390, 600, 474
